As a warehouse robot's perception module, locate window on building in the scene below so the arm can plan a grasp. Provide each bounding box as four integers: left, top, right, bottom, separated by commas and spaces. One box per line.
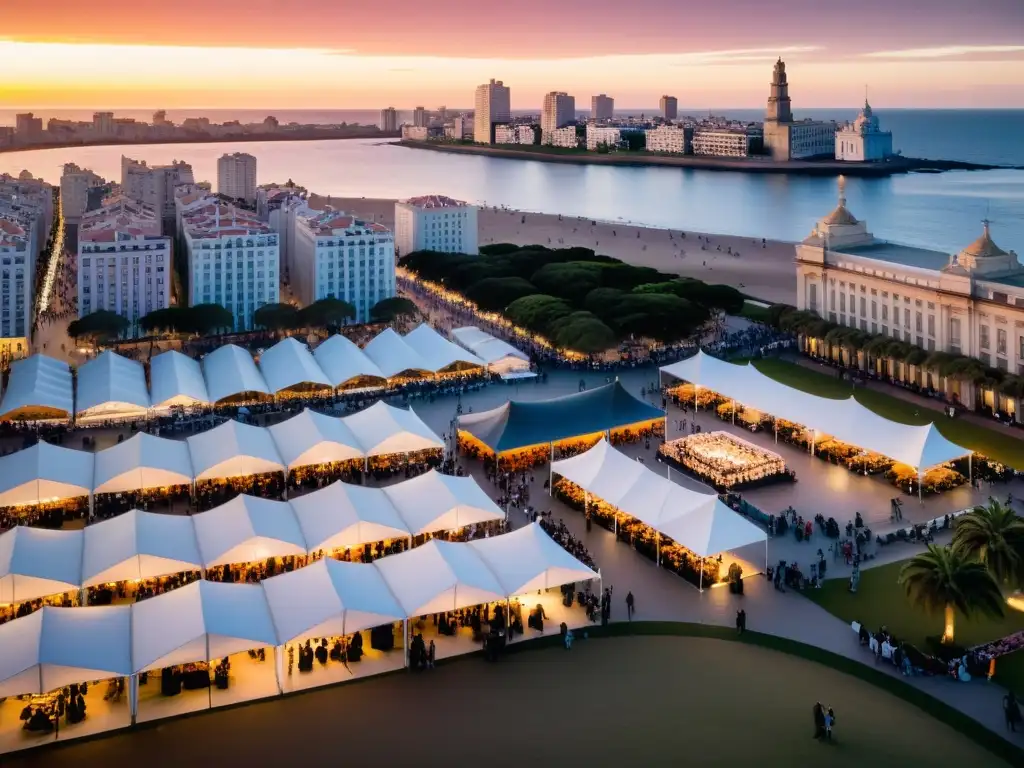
980, 325, 990, 349
997, 328, 1007, 356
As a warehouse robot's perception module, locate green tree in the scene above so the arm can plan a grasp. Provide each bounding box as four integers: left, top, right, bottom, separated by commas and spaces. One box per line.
605, 293, 710, 343
583, 287, 626, 320
68, 310, 129, 344
187, 304, 234, 335
953, 499, 1024, 587
505, 295, 572, 335
766, 303, 798, 328
253, 302, 300, 331
370, 297, 419, 323
300, 297, 356, 330
140, 307, 189, 335
464, 277, 538, 312
550, 312, 617, 354
530, 263, 603, 303
898, 544, 1005, 644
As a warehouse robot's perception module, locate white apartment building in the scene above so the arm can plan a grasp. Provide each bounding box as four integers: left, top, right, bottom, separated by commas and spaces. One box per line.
789, 121, 836, 159
379, 108, 398, 132
60, 163, 107, 220
15, 113, 43, 142
645, 125, 690, 154
516, 125, 537, 145
547, 126, 578, 148
413, 107, 427, 128
836, 101, 894, 162
292, 208, 396, 323
692, 129, 751, 157
77, 196, 171, 335
402, 125, 429, 141
541, 92, 575, 142
217, 152, 257, 203
494, 125, 517, 144
181, 196, 280, 331
446, 116, 468, 140
586, 125, 621, 150
255, 184, 307, 282
473, 79, 511, 144
93, 112, 115, 138
0, 174, 52, 343
121, 156, 194, 217
395, 195, 478, 257
660, 96, 678, 121
591, 94, 614, 121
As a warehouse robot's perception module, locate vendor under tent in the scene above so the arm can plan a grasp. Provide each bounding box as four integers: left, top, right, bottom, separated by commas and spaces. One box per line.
186, 420, 286, 482
0, 354, 73, 421
344, 400, 444, 457
75, 350, 151, 421
312, 334, 386, 390
92, 433, 194, 496
469, 522, 598, 595
267, 408, 363, 472
149, 350, 211, 410
383, 469, 505, 535
403, 323, 485, 373
81, 510, 202, 588
288, 481, 409, 552
0, 440, 94, 508
450, 326, 531, 376
258, 337, 332, 395
192, 495, 307, 569
201, 344, 272, 405
0, 527, 84, 604
362, 327, 433, 379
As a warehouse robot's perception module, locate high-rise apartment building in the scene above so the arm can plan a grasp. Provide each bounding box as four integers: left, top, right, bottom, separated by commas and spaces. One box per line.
395, 195, 478, 256
591, 94, 614, 120
473, 79, 511, 144
77, 196, 171, 335
256, 184, 307, 282
121, 156, 194, 218
659, 95, 678, 121
0, 174, 52, 342
645, 125, 692, 154
93, 112, 116, 137
586, 126, 621, 151
14, 113, 43, 142
217, 152, 258, 203
60, 163, 107, 221
413, 107, 427, 128
541, 92, 576, 142
379, 108, 398, 132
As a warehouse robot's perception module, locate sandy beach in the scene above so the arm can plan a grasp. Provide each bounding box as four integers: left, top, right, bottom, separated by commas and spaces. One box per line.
325, 196, 797, 305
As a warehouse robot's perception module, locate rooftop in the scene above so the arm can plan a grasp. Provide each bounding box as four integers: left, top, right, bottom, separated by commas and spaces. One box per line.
80, 195, 161, 242
833, 241, 949, 271
183, 201, 272, 239
299, 209, 390, 237
401, 195, 471, 210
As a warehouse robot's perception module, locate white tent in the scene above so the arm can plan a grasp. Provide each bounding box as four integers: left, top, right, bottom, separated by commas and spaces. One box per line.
470, 522, 598, 594
383, 470, 504, 535
258, 337, 332, 395
75, 350, 151, 419
267, 408, 363, 471
0, 440, 95, 507
0, 354, 74, 421
131, 580, 277, 672
93, 432, 194, 495
312, 334, 385, 389
343, 401, 443, 456
450, 327, 531, 374
186, 419, 285, 481
81, 509, 202, 587
0, 606, 133, 698
404, 323, 484, 372
374, 539, 505, 616
150, 350, 211, 409
0, 527, 84, 603
659, 496, 769, 558
193, 494, 307, 568
201, 344, 271, 404
362, 327, 433, 378
288, 481, 409, 552
262, 558, 404, 644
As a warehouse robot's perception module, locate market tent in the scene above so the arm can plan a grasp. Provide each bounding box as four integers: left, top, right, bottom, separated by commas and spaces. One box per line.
0, 527, 84, 603
659, 495, 767, 558
343, 401, 443, 456
258, 337, 331, 394
81, 509, 202, 587
92, 432, 194, 495
458, 380, 664, 454
383, 470, 504, 535
374, 539, 505, 617
149, 350, 211, 409
0, 440, 95, 507
201, 344, 271, 404
312, 333, 386, 389
362, 328, 433, 378
262, 558, 404, 644
404, 323, 484, 372
470, 522, 598, 595
288, 481, 409, 552
186, 419, 285, 481
131, 580, 277, 672
75, 350, 150, 419
192, 494, 307, 568
0, 354, 74, 421
0, 606, 132, 698
450, 327, 531, 374
267, 408, 363, 471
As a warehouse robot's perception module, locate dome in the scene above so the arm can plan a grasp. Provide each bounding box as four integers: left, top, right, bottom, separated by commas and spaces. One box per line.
852, 100, 879, 134
961, 220, 1007, 260
822, 205, 859, 226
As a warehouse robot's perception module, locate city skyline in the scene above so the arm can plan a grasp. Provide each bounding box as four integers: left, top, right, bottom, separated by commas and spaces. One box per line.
3, 1, 1023, 109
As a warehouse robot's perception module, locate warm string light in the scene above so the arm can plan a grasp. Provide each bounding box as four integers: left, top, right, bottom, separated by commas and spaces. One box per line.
36, 190, 65, 315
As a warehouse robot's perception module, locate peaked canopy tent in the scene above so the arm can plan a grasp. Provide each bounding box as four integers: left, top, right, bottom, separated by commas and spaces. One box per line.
383, 469, 505, 535
312, 334, 386, 390
262, 558, 405, 644
0, 354, 74, 421
149, 350, 211, 409
0, 440, 95, 508
288, 481, 410, 552
660, 351, 972, 473
458, 380, 665, 456
258, 337, 332, 395
75, 350, 151, 420
0, 527, 84, 603
363, 328, 433, 379
267, 408, 364, 471
344, 401, 444, 457
81, 509, 203, 587
469, 522, 598, 595
92, 432, 194, 495
404, 323, 485, 373
186, 419, 286, 482
450, 327, 531, 375
201, 343, 271, 405
192, 495, 307, 568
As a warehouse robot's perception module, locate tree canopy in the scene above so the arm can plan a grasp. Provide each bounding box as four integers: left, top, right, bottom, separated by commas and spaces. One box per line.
464, 277, 538, 312
253, 302, 301, 331
504, 295, 573, 336
68, 310, 129, 343
370, 296, 419, 323
299, 297, 356, 329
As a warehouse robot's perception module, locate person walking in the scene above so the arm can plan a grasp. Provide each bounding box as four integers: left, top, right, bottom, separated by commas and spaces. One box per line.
625, 591, 634, 621
812, 703, 825, 740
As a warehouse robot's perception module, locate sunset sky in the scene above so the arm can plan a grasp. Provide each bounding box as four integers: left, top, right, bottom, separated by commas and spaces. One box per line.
4, 0, 1023, 109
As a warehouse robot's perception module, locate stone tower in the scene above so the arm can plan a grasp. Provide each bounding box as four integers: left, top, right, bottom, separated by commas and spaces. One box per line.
766, 58, 793, 123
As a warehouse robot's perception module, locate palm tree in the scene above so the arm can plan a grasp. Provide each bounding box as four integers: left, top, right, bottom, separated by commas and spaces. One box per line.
953, 499, 1024, 587
898, 544, 1005, 644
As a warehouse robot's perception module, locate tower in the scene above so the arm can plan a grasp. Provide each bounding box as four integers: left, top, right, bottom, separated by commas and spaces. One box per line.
766, 58, 792, 124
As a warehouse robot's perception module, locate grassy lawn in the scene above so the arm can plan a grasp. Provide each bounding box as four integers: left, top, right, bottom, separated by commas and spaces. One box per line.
739, 300, 771, 323
752, 357, 1024, 469
803, 560, 1024, 691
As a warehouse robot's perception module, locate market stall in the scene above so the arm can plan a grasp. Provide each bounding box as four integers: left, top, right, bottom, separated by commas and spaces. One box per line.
0, 354, 74, 422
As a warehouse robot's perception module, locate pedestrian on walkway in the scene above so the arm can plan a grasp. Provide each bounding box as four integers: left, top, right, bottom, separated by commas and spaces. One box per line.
626, 591, 634, 620
812, 703, 825, 739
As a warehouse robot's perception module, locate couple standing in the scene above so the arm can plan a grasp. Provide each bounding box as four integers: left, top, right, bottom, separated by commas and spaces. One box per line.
813, 703, 835, 741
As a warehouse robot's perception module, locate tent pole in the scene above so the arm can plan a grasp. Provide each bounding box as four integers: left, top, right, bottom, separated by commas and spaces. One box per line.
273, 645, 284, 695
917, 469, 923, 504
129, 673, 138, 725
810, 431, 816, 456
731, 399, 736, 425
694, 383, 698, 412
699, 560, 704, 593
206, 634, 212, 710
774, 420, 778, 445
403, 618, 409, 668
969, 454, 973, 485
656, 531, 660, 567
505, 598, 511, 644
407, 535, 413, 552
614, 511, 618, 537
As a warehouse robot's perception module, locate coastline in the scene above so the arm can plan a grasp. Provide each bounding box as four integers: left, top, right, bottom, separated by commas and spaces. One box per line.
395, 139, 1009, 177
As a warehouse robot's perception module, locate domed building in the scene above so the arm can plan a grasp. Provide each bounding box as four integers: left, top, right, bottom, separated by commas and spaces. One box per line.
835, 100, 893, 162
